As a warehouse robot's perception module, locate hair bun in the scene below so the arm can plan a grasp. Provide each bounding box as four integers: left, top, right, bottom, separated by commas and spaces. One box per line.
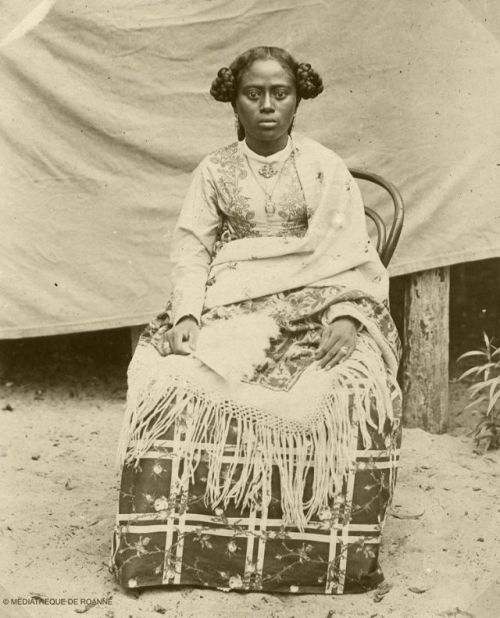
296, 62, 324, 100
210, 67, 236, 102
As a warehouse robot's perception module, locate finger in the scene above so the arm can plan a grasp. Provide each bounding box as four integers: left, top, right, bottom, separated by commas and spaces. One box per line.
325, 351, 347, 369
178, 345, 192, 355
172, 329, 191, 355
320, 336, 355, 369
176, 340, 192, 355
315, 331, 337, 359
182, 324, 200, 353
154, 327, 171, 356
188, 327, 199, 350
158, 341, 171, 357
164, 329, 173, 350
325, 343, 355, 369
152, 332, 169, 356
318, 340, 345, 368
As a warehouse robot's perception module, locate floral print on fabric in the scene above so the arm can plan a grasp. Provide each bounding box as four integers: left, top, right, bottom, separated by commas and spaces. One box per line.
112, 410, 401, 594
275, 158, 309, 237
143, 286, 400, 392
209, 143, 259, 238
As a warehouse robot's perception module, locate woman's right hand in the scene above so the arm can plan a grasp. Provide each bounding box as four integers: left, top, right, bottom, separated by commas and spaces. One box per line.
165, 315, 200, 355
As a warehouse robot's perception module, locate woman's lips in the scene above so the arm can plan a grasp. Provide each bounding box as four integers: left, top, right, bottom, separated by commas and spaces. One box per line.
258, 119, 278, 127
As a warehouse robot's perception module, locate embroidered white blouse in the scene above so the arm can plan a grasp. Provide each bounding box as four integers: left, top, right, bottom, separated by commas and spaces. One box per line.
170, 137, 310, 324
170, 134, 387, 325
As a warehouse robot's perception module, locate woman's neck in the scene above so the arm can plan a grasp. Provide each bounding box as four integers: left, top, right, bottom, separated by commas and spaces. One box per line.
244, 134, 289, 157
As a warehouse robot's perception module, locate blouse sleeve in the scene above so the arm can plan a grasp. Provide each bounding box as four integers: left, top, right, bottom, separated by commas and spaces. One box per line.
170, 161, 220, 325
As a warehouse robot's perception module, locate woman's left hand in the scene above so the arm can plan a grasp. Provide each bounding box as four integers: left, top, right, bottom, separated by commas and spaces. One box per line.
315, 317, 358, 370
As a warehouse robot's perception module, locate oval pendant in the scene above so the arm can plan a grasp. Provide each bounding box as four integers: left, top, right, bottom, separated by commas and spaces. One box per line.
265, 197, 276, 216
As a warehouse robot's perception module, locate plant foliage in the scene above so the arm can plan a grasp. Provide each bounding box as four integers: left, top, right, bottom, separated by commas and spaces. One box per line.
458, 333, 500, 453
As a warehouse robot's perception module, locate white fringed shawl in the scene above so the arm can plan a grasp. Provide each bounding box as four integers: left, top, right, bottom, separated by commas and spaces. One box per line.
203, 135, 389, 310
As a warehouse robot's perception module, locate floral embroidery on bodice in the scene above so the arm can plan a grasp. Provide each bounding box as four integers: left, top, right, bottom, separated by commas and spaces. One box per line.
210, 140, 309, 254
209, 143, 257, 238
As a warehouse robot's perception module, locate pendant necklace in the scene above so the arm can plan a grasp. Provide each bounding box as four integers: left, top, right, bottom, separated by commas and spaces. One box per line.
258, 162, 279, 179
246, 154, 291, 216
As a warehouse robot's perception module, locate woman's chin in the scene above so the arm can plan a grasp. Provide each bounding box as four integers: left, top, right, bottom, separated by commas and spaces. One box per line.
247, 127, 288, 144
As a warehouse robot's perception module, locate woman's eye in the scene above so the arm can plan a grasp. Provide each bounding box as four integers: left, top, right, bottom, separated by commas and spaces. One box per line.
275, 90, 287, 100
246, 90, 260, 100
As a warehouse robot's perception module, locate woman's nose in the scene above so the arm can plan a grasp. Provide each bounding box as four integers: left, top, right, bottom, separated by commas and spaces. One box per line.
260, 92, 274, 112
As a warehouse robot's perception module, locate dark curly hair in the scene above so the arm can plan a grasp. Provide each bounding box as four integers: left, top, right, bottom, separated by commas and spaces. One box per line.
210, 46, 324, 139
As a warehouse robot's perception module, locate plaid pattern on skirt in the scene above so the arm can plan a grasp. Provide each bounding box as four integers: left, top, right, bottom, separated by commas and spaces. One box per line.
112, 407, 401, 594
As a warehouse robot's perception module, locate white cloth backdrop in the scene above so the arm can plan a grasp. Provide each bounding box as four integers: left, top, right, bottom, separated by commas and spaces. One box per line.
0, 0, 499, 338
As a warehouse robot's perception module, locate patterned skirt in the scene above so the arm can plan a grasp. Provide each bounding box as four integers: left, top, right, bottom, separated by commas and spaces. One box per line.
111, 287, 402, 594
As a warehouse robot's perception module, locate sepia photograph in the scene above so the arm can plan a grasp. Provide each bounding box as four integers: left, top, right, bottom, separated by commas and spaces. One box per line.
0, 1, 499, 617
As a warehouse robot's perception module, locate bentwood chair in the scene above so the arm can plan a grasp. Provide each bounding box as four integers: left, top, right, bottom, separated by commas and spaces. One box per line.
349, 168, 405, 267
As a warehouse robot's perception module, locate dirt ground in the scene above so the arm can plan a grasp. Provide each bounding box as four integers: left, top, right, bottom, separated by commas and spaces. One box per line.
0, 333, 499, 618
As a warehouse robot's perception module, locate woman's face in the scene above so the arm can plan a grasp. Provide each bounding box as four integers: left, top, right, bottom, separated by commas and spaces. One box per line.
234, 58, 297, 155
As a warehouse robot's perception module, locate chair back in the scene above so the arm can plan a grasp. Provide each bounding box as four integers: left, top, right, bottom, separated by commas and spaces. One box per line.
349, 168, 404, 267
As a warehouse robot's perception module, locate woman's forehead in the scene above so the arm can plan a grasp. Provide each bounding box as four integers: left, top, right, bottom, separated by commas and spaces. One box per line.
239, 59, 295, 86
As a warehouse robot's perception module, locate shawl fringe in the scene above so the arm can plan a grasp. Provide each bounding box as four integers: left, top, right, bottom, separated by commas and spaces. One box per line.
117, 337, 396, 529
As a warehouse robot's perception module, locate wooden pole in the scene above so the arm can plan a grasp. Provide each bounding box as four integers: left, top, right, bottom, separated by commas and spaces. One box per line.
402, 267, 450, 432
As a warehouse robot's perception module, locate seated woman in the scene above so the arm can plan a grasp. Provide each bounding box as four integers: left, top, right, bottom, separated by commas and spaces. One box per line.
111, 46, 402, 595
